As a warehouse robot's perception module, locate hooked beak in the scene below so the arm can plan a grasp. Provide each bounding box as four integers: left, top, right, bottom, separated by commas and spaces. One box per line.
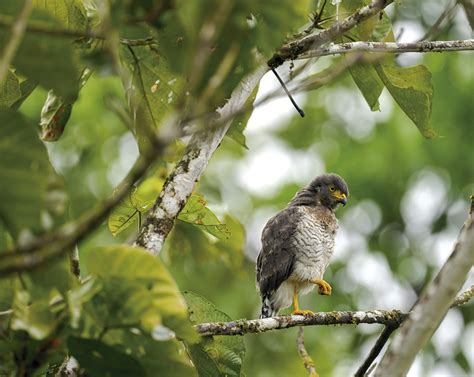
334, 191, 347, 206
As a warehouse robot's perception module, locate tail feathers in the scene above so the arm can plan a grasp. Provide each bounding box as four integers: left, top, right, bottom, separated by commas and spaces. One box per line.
260, 295, 278, 318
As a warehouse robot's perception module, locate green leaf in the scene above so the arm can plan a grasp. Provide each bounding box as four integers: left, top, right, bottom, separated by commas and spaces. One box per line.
0, 109, 56, 236
11, 290, 58, 340
10, 79, 37, 110
226, 84, 259, 148
184, 291, 245, 377
115, 331, 197, 377
40, 69, 92, 141
108, 176, 164, 236
120, 45, 184, 150
0, 5, 80, 101
375, 63, 436, 138
68, 336, 147, 377
350, 64, 384, 111
83, 245, 197, 341
178, 193, 230, 241
32, 0, 87, 31
0, 70, 21, 107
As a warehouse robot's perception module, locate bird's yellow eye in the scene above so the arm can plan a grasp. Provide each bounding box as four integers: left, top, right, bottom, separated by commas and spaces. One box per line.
329, 185, 336, 192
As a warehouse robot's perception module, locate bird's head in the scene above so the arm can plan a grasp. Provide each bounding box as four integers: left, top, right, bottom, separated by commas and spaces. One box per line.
308, 173, 349, 210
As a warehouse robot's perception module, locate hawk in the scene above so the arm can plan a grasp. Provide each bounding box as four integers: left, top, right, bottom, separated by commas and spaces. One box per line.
256, 173, 348, 318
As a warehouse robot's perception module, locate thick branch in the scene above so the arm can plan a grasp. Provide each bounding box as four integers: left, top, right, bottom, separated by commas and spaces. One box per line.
297, 39, 474, 59
268, 0, 391, 68
0, 0, 33, 85
134, 66, 267, 254
374, 203, 474, 377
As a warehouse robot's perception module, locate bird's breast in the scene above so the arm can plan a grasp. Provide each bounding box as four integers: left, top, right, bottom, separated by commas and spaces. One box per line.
290, 207, 337, 282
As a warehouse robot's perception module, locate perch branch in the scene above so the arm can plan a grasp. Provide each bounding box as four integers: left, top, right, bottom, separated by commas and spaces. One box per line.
297, 39, 474, 59
194, 283, 473, 336
374, 198, 474, 377
0, 0, 34, 85
297, 327, 319, 377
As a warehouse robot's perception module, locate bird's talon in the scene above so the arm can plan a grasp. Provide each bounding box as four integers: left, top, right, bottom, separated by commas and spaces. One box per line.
316, 280, 332, 296
292, 309, 315, 316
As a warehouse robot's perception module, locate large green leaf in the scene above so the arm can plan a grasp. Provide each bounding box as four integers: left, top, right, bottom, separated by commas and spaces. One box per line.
350, 64, 384, 111
0, 3, 81, 101
32, 0, 87, 31
375, 63, 436, 138
0, 70, 21, 107
0, 109, 55, 237
83, 246, 197, 341
108, 176, 164, 236
184, 291, 245, 377
68, 336, 147, 377
178, 193, 230, 241
120, 44, 184, 150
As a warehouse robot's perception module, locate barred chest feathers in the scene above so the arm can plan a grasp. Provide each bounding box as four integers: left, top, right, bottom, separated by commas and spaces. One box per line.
289, 206, 338, 286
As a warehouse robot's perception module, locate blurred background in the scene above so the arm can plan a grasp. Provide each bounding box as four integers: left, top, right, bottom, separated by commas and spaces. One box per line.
19, 0, 473, 375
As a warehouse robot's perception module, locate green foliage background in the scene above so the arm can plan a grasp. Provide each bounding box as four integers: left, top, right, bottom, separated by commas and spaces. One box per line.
0, 0, 473, 376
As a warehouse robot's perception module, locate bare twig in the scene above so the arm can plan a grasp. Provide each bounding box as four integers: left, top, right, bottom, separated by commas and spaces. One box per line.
68, 247, 80, 278
354, 325, 397, 377
374, 199, 474, 377
0, 0, 34, 85
297, 327, 319, 377
297, 39, 474, 59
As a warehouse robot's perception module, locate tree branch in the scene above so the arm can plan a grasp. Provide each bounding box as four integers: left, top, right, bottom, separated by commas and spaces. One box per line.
297, 39, 474, 59
374, 198, 474, 377
190, 271, 473, 338
134, 66, 267, 254
268, 0, 392, 68
0, 0, 34, 85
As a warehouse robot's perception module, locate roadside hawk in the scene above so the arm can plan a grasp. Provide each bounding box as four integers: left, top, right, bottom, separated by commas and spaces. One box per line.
256, 173, 349, 318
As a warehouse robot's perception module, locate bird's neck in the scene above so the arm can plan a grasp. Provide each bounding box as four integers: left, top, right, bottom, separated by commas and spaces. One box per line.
288, 188, 325, 208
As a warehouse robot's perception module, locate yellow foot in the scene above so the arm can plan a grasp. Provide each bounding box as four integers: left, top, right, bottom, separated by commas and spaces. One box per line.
314, 279, 332, 296
292, 309, 315, 316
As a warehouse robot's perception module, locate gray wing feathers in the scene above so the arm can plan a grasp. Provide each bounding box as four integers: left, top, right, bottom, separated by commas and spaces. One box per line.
256, 206, 300, 297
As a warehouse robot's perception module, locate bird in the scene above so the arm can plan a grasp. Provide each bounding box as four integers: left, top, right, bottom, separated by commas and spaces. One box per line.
256, 173, 348, 318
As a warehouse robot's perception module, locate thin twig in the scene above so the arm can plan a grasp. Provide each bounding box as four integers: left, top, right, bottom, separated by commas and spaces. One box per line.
297, 327, 319, 377
354, 325, 397, 377
297, 39, 474, 59
271, 68, 305, 117
0, 0, 34, 85
68, 247, 80, 278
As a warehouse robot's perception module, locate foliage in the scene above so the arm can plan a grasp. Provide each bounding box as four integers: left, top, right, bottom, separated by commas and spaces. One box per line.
0, 0, 472, 376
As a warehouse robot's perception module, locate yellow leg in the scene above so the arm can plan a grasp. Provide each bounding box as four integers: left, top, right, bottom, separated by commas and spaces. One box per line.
292, 286, 314, 316
312, 278, 332, 296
